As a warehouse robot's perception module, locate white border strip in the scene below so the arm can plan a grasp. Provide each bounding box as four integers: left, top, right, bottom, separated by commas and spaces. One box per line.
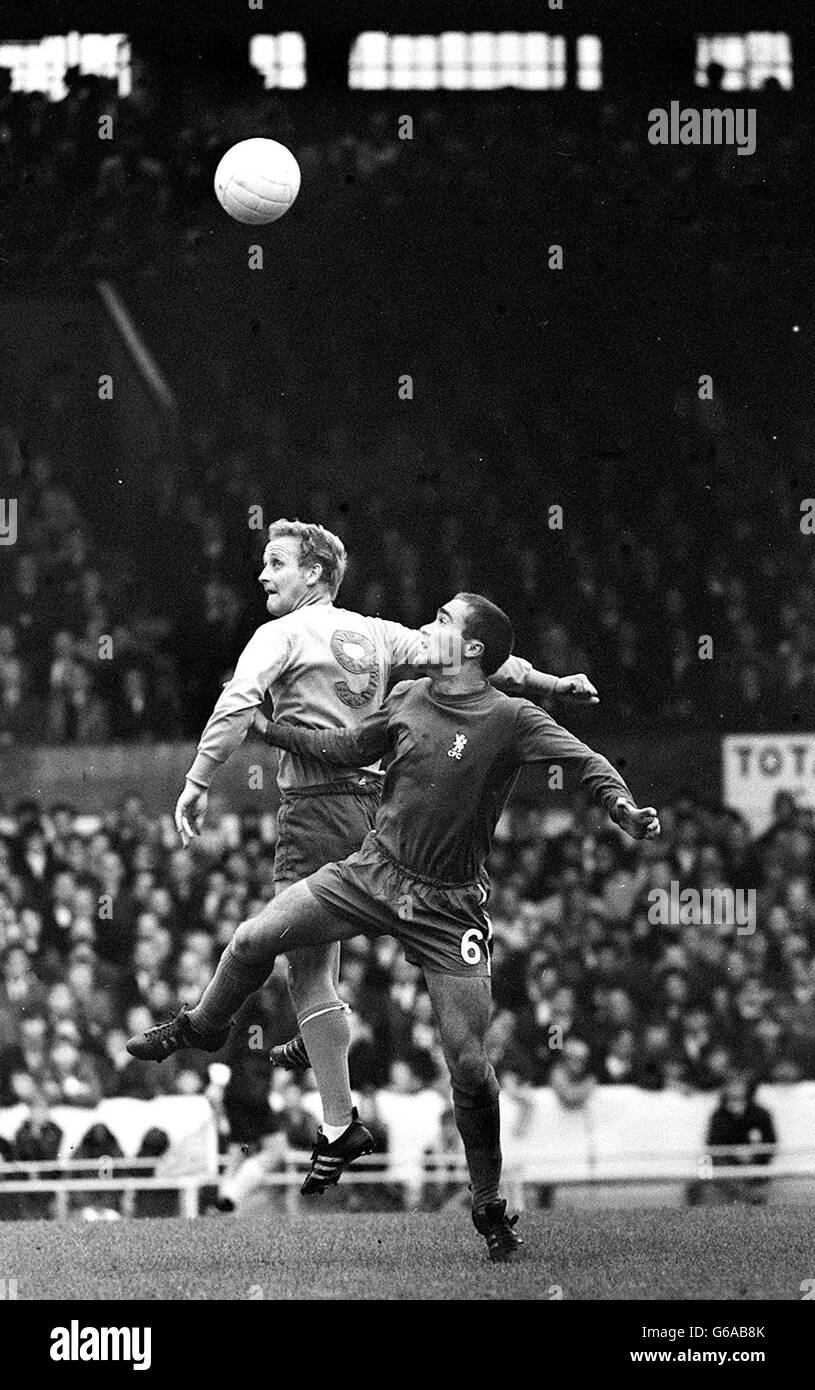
96, 278, 177, 413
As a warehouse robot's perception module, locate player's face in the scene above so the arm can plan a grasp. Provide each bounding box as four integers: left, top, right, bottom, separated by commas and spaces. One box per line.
258, 537, 316, 616
417, 597, 476, 674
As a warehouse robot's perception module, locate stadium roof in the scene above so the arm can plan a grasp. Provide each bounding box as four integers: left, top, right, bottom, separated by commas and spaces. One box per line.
0, 1, 805, 42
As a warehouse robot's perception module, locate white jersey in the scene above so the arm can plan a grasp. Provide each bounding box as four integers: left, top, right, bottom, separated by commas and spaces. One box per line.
190, 598, 533, 792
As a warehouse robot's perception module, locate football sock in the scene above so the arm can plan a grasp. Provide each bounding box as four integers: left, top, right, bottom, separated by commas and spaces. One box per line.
321, 1122, 349, 1145
188, 941, 271, 1034
299, 1002, 354, 1130
452, 1067, 503, 1211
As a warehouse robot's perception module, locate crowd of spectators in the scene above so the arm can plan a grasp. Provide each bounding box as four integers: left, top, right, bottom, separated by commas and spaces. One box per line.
2, 421, 815, 744
0, 445, 187, 745
0, 785, 812, 1211
1, 78, 814, 739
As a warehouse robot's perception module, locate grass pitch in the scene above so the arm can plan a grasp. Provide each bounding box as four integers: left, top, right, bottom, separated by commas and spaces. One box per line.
0, 1205, 812, 1301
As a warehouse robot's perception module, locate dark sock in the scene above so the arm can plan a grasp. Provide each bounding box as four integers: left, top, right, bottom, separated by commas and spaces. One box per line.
452, 1067, 502, 1211
188, 942, 272, 1035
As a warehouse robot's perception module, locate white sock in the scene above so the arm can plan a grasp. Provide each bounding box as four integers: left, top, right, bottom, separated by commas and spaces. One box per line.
322, 1121, 351, 1144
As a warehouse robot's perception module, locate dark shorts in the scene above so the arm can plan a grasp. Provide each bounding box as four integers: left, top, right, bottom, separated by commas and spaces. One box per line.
273, 777, 382, 890
305, 833, 493, 978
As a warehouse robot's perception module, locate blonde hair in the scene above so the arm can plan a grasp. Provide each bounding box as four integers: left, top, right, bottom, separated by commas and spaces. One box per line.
267, 519, 347, 598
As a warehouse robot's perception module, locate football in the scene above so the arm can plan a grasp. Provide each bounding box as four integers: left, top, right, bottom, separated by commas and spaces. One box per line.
213, 137, 301, 224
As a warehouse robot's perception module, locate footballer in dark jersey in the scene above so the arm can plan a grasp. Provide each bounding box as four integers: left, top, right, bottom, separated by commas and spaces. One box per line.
129, 593, 659, 1260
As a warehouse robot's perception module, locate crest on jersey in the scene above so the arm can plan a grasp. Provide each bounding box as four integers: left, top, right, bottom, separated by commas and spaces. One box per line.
331, 629, 379, 709
447, 733, 468, 760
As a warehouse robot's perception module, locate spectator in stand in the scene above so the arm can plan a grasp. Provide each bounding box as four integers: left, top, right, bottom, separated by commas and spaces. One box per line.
0, 945, 48, 1047
485, 1009, 534, 1082
12, 1093, 63, 1219
14, 824, 54, 915
64, 953, 117, 1042
45, 633, 83, 738
655, 969, 692, 1036
277, 1078, 320, 1152
703, 1073, 777, 1205
69, 1121, 124, 1219
0, 1013, 50, 1105
0, 625, 32, 745
599, 1028, 638, 1085
679, 1008, 719, 1090
131, 1126, 175, 1218
111, 667, 155, 742
0, 782, 812, 1213
43, 1034, 103, 1108
633, 1022, 678, 1091
346, 1011, 384, 1091
424, 1106, 466, 1211
496, 1068, 543, 1212
2, 554, 50, 684
550, 1038, 597, 1110
46, 659, 111, 745
376, 1058, 446, 1210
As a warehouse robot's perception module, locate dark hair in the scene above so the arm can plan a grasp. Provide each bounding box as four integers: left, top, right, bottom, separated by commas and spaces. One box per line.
455, 592, 515, 675
75, 1123, 124, 1160
138, 1127, 170, 1159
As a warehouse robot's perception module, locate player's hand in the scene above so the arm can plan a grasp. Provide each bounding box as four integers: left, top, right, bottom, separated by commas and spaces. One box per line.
555, 673, 599, 705
174, 782, 208, 846
610, 798, 661, 840
251, 709, 270, 738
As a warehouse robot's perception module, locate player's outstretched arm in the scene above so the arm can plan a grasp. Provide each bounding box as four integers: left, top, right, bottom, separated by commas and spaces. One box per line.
530, 670, 600, 706
377, 619, 598, 705
513, 702, 658, 830
254, 699, 393, 768
490, 658, 599, 706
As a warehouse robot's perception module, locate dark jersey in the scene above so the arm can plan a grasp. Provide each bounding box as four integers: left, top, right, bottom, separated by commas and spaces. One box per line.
268, 678, 633, 886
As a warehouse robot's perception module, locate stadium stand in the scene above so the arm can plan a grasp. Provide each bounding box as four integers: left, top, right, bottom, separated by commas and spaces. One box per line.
1, 77, 814, 1214
0, 785, 813, 1213
1, 82, 814, 740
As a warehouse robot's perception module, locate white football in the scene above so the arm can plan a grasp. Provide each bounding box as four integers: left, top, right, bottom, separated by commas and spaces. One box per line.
214, 138, 301, 225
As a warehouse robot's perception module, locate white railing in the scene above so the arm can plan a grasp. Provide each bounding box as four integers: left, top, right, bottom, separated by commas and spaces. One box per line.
0, 1144, 811, 1219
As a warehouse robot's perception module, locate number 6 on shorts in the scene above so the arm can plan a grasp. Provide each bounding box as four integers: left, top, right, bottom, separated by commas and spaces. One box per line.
460, 927, 483, 965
